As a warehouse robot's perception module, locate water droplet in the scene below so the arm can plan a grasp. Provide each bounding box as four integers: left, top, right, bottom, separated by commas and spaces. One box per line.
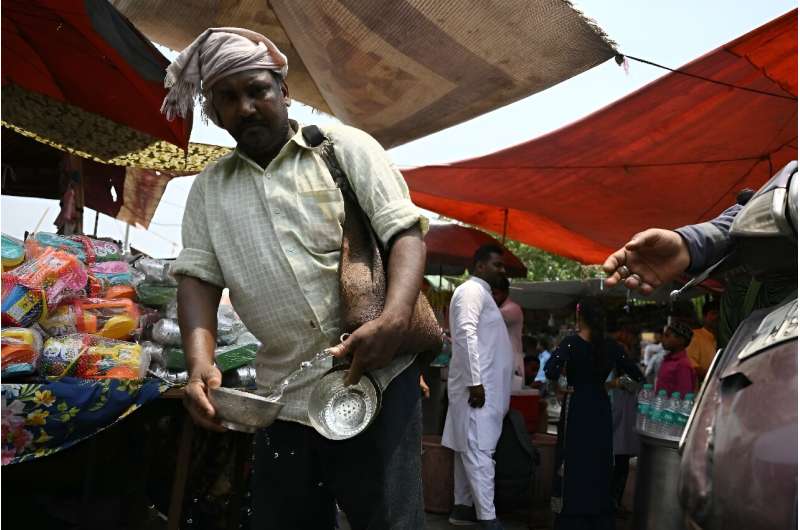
317, 481, 324, 487
300, 361, 312, 369
186, 518, 193, 524
273, 452, 280, 459
192, 497, 199, 503
289, 450, 295, 456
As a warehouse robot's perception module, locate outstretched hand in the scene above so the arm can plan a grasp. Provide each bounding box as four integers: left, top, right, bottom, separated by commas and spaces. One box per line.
602, 229, 691, 295
328, 313, 407, 386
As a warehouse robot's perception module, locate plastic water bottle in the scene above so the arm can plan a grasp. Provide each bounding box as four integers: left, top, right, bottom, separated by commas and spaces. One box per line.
636, 384, 654, 432
649, 389, 668, 436
676, 393, 695, 436
665, 392, 682, 437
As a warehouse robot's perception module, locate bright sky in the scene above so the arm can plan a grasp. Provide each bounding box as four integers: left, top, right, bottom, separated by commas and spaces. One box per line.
2, 0, 795, 258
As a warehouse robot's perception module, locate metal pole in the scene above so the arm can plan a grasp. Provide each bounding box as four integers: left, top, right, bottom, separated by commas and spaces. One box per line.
501, 209, 509, 244
123, 223, 130, 252
93, 210, 100, 238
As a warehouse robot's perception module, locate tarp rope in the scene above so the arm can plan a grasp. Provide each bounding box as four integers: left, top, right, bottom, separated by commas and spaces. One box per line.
616, 53, 797, 101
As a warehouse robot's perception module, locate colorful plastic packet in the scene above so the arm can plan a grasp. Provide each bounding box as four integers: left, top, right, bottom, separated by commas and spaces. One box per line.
1, 248, 88, 326
135, 281, 177, 307
1, 234, 25, 270
39, 298, 141, 340
1, 327, 44, 378
25, 233, 122, 265
40, 334, 149, 380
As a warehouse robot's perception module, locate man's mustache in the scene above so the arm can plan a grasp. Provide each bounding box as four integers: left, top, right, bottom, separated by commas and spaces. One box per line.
237, 120, 269, 131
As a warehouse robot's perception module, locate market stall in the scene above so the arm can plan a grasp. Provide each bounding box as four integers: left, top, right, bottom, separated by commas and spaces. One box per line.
1, 233, 263, 526
0, 2, 258, 527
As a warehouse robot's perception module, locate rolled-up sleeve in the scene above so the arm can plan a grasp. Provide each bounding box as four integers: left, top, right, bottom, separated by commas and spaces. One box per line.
171, 175, 225, 288
331, 126, 427, 246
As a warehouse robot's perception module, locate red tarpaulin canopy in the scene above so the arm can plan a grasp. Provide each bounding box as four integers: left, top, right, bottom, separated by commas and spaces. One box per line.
404, 10, 798, 264
424, 224, 528, 278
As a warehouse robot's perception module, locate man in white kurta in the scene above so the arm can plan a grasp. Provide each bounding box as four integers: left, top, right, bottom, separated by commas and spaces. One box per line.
443, 245, 514, 528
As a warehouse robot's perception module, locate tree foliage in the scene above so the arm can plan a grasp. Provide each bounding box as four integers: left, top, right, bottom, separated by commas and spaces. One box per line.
501, 238, 603, 282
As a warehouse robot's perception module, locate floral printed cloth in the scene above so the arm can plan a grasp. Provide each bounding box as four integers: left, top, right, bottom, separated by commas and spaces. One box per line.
1, 377, 166, 465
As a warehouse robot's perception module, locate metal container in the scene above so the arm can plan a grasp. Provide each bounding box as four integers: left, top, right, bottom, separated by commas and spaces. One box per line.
222, 365, 257, 389
307, 365, 381, 440
633, 432, 684, 530
151, 318, 182, 346
209, 387, 283, 433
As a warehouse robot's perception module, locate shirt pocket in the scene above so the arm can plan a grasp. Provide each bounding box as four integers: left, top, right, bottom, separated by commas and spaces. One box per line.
296, 188, 345, 254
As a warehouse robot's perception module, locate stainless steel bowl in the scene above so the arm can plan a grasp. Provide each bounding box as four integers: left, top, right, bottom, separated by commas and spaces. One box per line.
307, 366, 381, 440
209, 387, 283, 433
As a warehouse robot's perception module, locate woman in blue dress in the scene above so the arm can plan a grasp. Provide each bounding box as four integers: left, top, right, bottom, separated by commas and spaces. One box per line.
545, 298, 644, 530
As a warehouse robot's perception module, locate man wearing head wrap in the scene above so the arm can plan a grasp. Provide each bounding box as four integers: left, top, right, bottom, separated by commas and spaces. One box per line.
166, 28, 428, 529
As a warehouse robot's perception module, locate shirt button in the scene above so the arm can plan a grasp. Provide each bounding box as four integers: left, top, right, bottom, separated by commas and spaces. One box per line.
273, 209, 281, 215
266, 173, 272, 179
287, 247, 295, 254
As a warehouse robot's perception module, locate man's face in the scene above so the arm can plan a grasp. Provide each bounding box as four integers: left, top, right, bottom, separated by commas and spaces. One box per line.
476, 252, 506, 285
211, 69, 290, 158
491, 288, 508, 307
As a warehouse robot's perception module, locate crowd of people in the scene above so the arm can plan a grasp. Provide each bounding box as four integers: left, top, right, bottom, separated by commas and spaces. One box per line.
439, 243, 723, 529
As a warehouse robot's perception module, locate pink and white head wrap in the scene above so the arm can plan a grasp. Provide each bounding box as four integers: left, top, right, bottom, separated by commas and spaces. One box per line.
160, 27, 288, 125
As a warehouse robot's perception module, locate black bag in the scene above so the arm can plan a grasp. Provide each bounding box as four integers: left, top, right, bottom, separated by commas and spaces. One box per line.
494, 409, 539, 511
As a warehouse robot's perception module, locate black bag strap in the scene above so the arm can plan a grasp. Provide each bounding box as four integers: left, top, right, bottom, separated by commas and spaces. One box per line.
301, 124, 326, 147
301, 125, 360, 205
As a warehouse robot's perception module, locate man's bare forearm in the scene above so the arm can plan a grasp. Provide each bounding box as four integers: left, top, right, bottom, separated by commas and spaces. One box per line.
383, 224, 426, 326
177, 275, 223, 373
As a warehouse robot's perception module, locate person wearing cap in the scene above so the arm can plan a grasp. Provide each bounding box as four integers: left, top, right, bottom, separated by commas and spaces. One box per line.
164, 28, 428, 529
655, 321, 697, 397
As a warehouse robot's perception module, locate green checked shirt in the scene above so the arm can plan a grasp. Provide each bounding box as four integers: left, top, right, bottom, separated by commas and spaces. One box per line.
172, 121, 426, 425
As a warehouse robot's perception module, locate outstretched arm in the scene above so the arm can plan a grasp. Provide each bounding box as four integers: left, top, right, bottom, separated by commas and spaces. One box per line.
603, 205, 741, 295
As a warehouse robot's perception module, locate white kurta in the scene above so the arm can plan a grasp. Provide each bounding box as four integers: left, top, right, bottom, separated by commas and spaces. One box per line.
443, 277, 514, 452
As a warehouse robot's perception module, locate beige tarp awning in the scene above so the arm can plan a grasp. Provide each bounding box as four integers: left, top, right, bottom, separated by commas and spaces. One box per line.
111, 0, 617, 148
